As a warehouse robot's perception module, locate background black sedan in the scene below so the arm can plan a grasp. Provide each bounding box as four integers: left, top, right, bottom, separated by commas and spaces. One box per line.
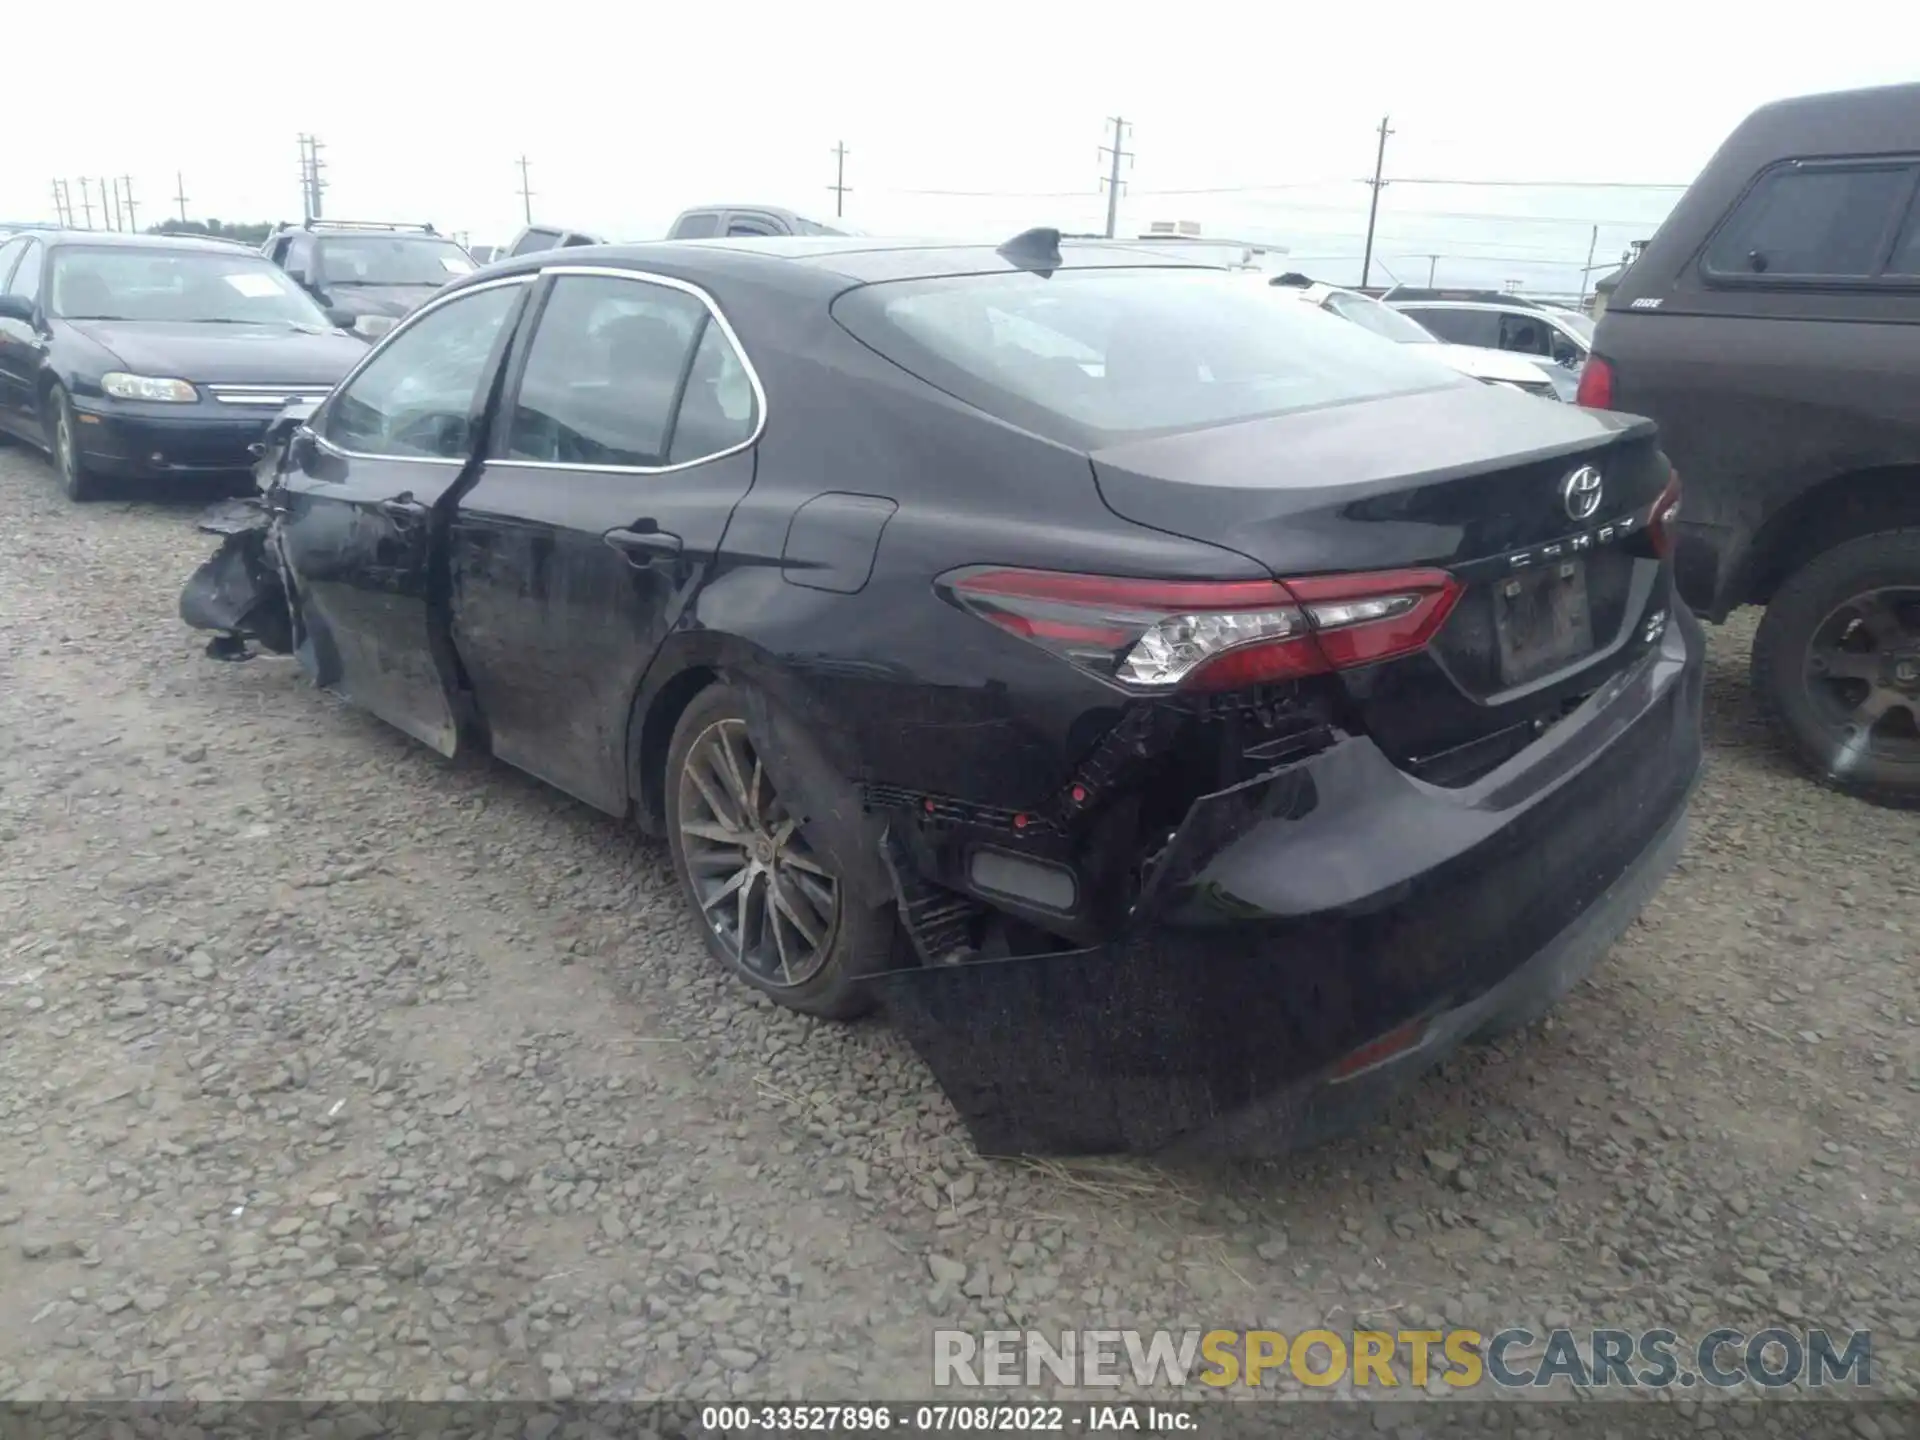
0, 231, 368, 500
182, 234, 1701, 1154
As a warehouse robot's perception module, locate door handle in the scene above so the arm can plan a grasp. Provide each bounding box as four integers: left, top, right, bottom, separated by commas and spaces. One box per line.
377, 495, 429, 526
603, 526, 684, 564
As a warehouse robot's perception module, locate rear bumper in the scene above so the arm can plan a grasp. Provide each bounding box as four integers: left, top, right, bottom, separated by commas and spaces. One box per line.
873, 603, 1705, 1157
73, 404, 269, 479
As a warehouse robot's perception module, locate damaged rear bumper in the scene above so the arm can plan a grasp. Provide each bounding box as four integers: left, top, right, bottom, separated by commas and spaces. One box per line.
870, 607, 1704, 1157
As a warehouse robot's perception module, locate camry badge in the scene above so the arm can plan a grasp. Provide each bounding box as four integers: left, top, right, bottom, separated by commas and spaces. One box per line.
1561, 465, 1604, 522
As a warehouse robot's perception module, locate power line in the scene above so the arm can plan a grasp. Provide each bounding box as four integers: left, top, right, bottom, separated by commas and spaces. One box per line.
516, 155, 534, 225
1359, 115, 1393, 291
1099, 116, 1132, 239
828, 141, 851, 219
1383, 176, 1690, 190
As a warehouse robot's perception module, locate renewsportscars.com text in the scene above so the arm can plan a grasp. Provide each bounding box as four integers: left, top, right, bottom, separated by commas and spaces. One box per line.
932, 1327, 1872, 1390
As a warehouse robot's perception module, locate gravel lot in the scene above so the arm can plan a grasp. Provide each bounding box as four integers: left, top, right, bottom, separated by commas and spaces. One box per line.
2, 440, 1917, 1416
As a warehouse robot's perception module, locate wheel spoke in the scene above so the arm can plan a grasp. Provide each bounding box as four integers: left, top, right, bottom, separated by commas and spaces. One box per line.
785, 864, 837, 918
769, 896, 796, 984
1846, 689, 1899, 730
770, 872, 825, 947
700, 864, 750, 914
716, 726, 758, 823
686, 757, 744, 832
1813, 649, 1882, 682
682, 818, 749, 847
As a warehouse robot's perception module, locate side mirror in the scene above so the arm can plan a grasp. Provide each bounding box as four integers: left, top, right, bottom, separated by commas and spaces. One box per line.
0, 294, 36, 324
324, 306, 358, 331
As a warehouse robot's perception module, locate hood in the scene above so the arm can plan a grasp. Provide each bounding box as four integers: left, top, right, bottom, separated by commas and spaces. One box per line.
67, 320, 368, 385
1430, 343, 1561, 387
321, 282, 445, 318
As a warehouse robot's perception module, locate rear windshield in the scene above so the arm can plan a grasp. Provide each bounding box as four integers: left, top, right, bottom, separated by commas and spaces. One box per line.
834, 267, 1460, 445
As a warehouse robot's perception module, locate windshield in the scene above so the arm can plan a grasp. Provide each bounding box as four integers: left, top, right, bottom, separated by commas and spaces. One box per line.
49, 247, 334, 326
836, 267, 1461, 447
1322, 290, 1439, 345
316, 235, 476, 286
1549, 309, 1595, 345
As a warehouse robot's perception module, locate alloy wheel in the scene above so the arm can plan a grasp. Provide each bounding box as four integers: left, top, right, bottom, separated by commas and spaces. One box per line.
54, 407, 74, 483
1802, 585, 1920, 768
675, 717, 840, 988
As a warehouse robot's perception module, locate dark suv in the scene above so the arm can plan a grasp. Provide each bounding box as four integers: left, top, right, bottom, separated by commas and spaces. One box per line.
262, 220, 477, 341
1585, 81, 1920, 807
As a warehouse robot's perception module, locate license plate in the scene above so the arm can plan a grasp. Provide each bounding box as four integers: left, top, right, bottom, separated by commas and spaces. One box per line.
1493, 559, 1593, 687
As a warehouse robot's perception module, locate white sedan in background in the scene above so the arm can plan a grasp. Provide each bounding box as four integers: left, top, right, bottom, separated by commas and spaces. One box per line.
1250, 275, 1565, 400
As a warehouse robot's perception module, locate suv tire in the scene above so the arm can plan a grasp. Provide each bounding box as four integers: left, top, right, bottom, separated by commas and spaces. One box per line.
1752, 530, 1920, 809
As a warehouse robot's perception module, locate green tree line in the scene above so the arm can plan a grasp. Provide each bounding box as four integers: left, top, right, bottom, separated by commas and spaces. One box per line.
146, 219, 276, 245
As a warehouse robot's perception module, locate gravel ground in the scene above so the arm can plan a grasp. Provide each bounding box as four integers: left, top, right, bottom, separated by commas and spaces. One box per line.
1, 441, 1917, 1419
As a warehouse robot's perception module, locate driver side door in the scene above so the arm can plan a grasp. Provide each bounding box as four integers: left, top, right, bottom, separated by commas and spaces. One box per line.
277, 277, 531, 755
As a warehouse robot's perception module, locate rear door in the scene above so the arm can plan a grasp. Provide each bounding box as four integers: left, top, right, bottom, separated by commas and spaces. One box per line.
448, 266, 761, 812
0, 239, 45, 435
279, 276, 532, 755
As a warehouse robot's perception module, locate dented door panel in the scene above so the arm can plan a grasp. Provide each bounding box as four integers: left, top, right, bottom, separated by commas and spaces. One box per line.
449, 452, 756, 813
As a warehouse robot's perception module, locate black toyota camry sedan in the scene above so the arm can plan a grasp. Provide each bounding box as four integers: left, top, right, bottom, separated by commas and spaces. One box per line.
181, 231, 1703, 1155
0, 231, 368, 499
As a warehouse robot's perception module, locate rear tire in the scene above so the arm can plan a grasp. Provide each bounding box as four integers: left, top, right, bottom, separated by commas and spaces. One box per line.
1751, 530, 1920, 809
663, 681, 889, 1018
45, 385, 102, 502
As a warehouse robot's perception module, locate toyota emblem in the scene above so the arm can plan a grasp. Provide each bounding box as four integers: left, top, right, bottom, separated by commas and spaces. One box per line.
1561, 465, 1604, 522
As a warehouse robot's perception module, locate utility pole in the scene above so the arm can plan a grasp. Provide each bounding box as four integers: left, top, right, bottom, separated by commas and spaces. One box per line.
828, 141, 851, 218
77, 179, 95, 230
298, 136, 327, 221
516, 155, 534, 224
50, 181, 68, 227
174, 172, 190, 224
1359, 115, 1393, 291
1099, 116, 1133, 239
1582, 224, 1598, 301
120, 177, 139, 233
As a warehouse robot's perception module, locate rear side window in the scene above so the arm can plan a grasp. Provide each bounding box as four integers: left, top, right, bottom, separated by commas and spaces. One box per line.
1402, 306, 1498, 347
504, 274, 715, 468
837, 269, 1460, 447
1703, 164, 1915, 279
673, 212, 721, 239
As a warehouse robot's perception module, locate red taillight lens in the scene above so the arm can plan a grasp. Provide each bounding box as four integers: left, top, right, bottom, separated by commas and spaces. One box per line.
1648, 469, 1682, 560
944, 566, 1462, 693
1575, 355, 1614, 409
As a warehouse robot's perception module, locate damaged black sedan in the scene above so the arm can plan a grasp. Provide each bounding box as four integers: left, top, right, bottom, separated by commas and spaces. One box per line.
181, 231, 1703, 1156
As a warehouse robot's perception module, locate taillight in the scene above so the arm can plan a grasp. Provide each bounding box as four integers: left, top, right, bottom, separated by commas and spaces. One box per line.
1575, 355, 1614, 409
1648, 469, 1682, 560
943, 566, 1462, 693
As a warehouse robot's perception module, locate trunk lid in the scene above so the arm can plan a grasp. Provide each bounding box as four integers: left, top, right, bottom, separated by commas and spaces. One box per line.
1091, 385, 1674, 783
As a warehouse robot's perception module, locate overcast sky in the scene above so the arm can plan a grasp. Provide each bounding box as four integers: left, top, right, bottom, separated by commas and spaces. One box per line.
8, 1, 1918, 292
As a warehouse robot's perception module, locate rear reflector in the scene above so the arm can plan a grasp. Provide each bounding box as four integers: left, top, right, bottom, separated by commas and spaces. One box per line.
1328, 1015, 1431, 1082
1648, 469, 1682, 560
943, 566, 1462, 693
1575, 355, 1614, 409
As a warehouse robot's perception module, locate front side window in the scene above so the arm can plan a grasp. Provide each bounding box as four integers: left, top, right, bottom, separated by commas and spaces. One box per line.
1497, 312, 1553, 356
0, 237, 28, 293
512, 229, 561, 257
49, 247, 333, 326
321, 283, 522, 459
6, 242, 43, 302
504, 275, 707, 467
316, 235, 476, 286
837, 268, 1461, 446
1703, 164, 1913, 279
